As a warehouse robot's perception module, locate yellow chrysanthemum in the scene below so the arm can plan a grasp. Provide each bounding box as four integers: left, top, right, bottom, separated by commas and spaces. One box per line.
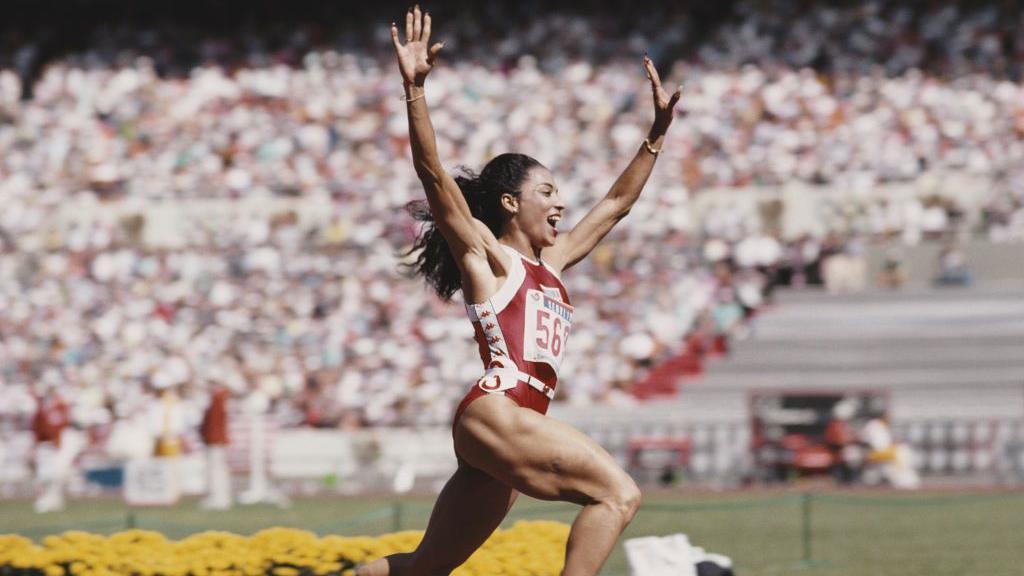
2, 520, 570, 576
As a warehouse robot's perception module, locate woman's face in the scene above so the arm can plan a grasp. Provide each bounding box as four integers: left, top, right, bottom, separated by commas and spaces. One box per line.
509, 166, 565, 248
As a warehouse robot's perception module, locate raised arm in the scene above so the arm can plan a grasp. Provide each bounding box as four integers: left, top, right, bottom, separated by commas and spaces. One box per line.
543, 55, 681, 271
392, 7, 494, 268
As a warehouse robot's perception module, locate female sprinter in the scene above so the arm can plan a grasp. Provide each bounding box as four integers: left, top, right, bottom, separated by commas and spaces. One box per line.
358, 6, 681, 576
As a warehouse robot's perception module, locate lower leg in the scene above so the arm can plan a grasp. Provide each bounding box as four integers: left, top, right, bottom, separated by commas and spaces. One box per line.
356, 465, 514, 576
561, 496, 640, 576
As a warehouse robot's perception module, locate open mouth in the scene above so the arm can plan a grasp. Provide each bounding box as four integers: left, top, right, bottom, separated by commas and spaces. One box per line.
546, 214, 560, 231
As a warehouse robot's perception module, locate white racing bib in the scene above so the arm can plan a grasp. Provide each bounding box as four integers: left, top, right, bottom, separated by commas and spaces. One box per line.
522, 288, 573, 371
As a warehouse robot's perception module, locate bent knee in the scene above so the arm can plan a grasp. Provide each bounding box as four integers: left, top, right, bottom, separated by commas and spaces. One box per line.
601, 475, 642, 524
618, 477, 643, 521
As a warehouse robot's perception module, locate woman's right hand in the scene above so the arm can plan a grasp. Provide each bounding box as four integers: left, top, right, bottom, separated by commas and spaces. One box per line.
391, 5, 444, 87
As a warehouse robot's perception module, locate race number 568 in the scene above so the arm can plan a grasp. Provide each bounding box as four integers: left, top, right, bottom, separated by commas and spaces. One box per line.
523, 289, 573, 369
534, 309, 565, 357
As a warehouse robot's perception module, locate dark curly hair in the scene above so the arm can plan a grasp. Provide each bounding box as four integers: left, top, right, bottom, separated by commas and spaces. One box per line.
404, 153, 544, 300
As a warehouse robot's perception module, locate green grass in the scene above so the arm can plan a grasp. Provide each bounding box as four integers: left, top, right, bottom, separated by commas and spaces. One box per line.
3, 490, 1023, 576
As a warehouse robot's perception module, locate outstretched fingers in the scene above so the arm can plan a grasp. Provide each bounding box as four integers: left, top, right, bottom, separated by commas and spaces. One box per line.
405, 7, 414, 43
393, 7, 443, 84
390, 22, 402, 50
668, 85, 682, 109
643, 54, 662, 90
644, 54, 683, 112
427, 42, 445, 65
644, 55, 670, 107
413, 5, 423, 41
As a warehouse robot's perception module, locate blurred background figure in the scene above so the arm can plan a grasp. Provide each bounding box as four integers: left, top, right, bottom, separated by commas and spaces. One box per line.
199, 382, 233, 510
237, 387, 289, 507
822, 238, 867, 295
933, 243, 972, 287
824, 398, 864, 485
30, 374, 74, 513
148, 376, 186, 459
878, 246, 907, 290
861, 415, 921, 490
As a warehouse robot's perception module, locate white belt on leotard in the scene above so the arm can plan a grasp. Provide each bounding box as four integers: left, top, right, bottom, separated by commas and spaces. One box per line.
517, 371, 555, 400
481, 364, 556, 400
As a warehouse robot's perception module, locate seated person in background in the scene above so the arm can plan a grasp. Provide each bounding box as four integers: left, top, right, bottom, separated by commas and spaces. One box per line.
861, 416, 920, 490
824, 399, 864, 484
933, 242, 972, 287
878, 246, 907, 289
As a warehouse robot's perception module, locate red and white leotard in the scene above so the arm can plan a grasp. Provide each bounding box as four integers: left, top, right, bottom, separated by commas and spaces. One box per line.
453, 245, 573, 426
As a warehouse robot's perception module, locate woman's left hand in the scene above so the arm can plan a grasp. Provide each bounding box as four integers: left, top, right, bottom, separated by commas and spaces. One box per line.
644, 55, 682, 133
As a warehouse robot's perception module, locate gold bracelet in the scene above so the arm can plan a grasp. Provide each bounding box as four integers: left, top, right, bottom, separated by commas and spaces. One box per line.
402, 91, 425, 103
642, 138, 661, 156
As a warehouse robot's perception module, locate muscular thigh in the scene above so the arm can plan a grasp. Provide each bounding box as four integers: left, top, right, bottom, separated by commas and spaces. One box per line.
454, 394, 631, 505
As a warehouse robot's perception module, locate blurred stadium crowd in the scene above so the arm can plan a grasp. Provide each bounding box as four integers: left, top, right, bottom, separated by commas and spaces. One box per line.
1, 0, 1023, 440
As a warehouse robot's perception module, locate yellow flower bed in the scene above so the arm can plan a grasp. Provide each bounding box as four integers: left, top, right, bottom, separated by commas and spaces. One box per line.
0, 521, 569, 576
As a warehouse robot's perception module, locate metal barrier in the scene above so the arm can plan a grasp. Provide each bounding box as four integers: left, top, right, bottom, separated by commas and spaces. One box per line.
582, 421, 751, 483
893, 418, 1024, 480
581, 417, 1024, 484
